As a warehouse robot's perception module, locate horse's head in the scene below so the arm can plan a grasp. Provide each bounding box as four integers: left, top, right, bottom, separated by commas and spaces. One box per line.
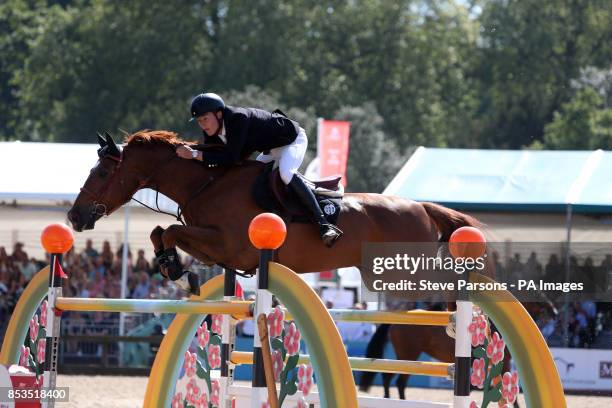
68, 132, 142, 231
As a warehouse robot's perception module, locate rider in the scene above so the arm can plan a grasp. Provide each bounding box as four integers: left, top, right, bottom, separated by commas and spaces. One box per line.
176, 92, 343, 247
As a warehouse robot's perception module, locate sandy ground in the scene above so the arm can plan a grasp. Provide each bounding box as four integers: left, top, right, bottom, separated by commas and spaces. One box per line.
54, 375, 610, 407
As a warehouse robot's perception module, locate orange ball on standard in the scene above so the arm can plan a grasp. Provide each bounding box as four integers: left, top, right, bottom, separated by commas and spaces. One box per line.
41, 223, 74, 254
448, 226, 486, 260
248, 213, 287, 250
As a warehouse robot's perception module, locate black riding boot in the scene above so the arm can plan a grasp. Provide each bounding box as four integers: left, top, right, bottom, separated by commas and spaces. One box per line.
157, 248, 200, 296
288, 175, 343, 247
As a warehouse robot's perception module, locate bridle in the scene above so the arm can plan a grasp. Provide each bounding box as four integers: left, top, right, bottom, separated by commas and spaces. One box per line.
79, 148, 217, 225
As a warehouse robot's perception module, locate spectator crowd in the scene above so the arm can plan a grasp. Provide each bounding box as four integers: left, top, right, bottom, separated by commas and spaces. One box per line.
1, 241, 610, 350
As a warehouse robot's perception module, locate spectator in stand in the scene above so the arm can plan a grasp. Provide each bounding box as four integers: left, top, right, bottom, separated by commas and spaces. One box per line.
0, 247, 9, 273
508, 253, 524, 280
11, 242, 28, 264
19, 257, 38, 282
132, 271, 151, 299
101, 241, 114, 268
89, 271, 106, 298
536, 310, 557, 343
525, 251, 543, 279
582, 257, 597, 293
544, 254, 562, 282
83, 239, 99, 259
115, 243, 132, 264
336, 303, 375, 342
89, 256, 106, 280
134, 249, 150, 274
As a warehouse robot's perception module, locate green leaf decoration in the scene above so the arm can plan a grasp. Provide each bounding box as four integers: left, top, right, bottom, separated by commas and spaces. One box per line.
285, 377, 298, 396
271, 338, 284, 351
473, 347, 486, 358
196, 359, 207, 379
197, 346, 207, 360
489, 385, 502, 402
39, 327, 46, 339
489, 362, 503, 378
285, 354, 299, 372
209, 334, 222, 346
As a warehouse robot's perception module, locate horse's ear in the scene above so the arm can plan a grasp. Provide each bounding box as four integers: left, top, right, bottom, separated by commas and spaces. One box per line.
97, 132, 107, 147
104, 131, 122, 157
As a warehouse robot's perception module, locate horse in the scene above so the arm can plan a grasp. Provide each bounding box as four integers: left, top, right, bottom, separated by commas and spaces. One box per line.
358, 299, 558, 406
67, 130, 483, 281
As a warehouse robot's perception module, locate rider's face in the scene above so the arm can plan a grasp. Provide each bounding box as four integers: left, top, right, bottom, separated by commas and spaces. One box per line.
197, 112, 222, 136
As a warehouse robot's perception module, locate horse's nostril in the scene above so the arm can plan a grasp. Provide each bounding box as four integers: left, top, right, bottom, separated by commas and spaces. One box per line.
68, 210, 79, 224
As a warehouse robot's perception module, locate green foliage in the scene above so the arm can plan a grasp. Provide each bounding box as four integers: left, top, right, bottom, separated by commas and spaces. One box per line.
473, 0, 612, 148
1, 0, 611, 189
543, 87, 612, 149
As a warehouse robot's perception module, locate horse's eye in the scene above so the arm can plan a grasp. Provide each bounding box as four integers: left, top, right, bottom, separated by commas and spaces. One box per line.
98, 169, 108, 178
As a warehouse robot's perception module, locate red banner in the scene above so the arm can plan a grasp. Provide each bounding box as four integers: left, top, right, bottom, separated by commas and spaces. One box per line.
317, 119, 350, 187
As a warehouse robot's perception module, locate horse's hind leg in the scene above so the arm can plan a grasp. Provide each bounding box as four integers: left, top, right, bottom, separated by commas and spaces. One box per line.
396, 374, 408, 399
382, 373, 393, 398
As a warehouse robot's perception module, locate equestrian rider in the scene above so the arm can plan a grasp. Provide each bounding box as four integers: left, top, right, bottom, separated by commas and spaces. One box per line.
176, 92, 343, 247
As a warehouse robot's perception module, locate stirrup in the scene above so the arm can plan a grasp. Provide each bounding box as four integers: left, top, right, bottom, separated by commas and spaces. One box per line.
320, 224, 343, 247
174, 271, 200, 296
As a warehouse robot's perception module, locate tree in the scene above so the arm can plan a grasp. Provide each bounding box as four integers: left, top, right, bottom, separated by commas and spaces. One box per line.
335, 103, 406, 193
543, 86, 612, 150
0, 0, 48, 140
473, 0, 612, 148
17, 0, 213, 142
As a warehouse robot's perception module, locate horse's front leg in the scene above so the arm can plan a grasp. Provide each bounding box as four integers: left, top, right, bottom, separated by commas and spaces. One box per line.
159, 223, 223, 274
149, 226, 167, 278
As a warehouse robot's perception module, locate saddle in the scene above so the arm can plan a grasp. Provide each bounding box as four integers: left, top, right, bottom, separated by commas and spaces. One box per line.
253, 162, 343, 224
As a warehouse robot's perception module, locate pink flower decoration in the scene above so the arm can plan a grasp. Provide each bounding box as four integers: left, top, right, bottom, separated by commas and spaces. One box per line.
197, 322, 210, 349
211, 380, 220, 406
470, 358, 485, 389
186, 378, 200, 397
469, 402, 478, 408
468, 314, 487, 347
212, 315, 223, 334
272, 349, 283, 381
283, 322, 301, 356
186, 378, 201, 405
40, 300, 48, 328
208, 344, 221, 369
37, 338, 46, 363
297, 397, 308, 408
29, 315, 39, 342
19, 345, 31, 368
261, 401, 270, 408
184, 351, 198, 377
171, 392, 183, 408
297, 364, 313, 396
486, 332, 505, 364
195, 391, 208, 408
267, 306, 285, 338
501, 371, 519, 404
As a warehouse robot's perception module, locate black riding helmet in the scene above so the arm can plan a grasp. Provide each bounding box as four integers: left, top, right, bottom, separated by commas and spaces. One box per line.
189, 93, 225, 121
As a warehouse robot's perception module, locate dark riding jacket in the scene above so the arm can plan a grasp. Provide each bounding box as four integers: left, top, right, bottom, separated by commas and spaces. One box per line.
201, 106, 300, 166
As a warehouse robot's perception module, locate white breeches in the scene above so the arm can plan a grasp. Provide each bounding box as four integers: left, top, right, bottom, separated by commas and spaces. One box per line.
256, 127, 307, 185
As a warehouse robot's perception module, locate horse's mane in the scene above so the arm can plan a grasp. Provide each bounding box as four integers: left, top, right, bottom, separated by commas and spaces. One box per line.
123, 130, 189, 147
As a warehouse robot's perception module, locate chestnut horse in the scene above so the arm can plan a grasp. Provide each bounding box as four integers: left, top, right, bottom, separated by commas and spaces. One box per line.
68, 130, 481, 280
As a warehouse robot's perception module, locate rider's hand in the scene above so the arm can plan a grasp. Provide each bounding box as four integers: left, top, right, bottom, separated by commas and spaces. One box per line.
176, 145, 195, 159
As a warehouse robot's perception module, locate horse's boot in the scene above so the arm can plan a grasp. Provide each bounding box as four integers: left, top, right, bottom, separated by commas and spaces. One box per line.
157, 248, 200, 295
288, 175, 343, 247
174, 270, 201, 296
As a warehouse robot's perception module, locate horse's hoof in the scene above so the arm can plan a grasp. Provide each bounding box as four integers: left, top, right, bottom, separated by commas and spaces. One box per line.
174, 271, 200, 296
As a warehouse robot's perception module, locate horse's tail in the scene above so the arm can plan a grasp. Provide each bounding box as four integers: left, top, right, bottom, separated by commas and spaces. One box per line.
421, 201, 483, 243
422, 202, 496, 280
359, 323, 391, 392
